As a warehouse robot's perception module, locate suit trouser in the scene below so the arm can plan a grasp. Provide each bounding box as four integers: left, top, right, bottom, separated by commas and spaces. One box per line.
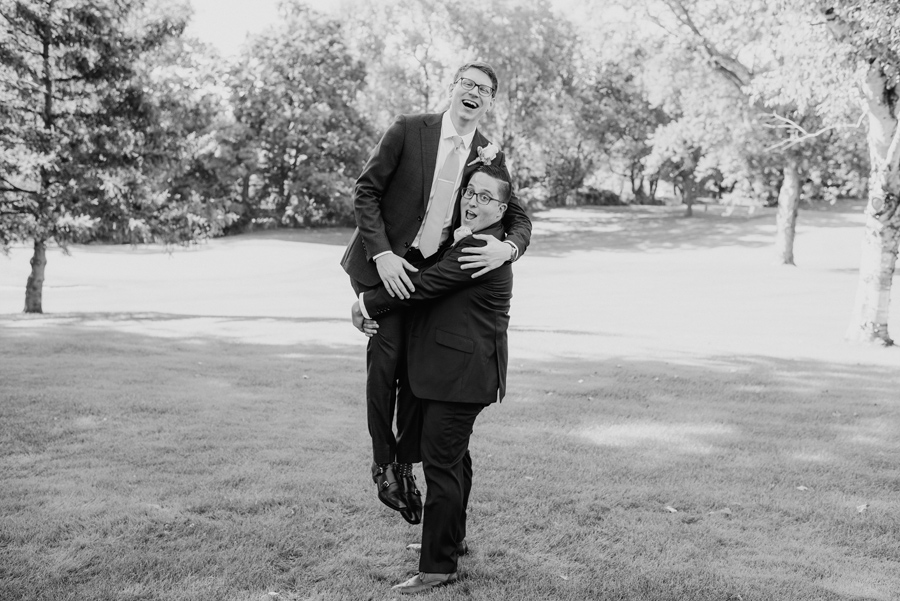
350, 247, 430, 465
419, 399, 488, 574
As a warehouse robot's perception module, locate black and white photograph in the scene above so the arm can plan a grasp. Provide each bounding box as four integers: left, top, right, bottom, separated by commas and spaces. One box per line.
2, 0, 899, 599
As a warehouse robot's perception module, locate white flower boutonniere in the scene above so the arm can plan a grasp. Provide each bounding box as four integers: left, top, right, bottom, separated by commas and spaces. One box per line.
452, 226, 473, 245
467, 142, 500, 167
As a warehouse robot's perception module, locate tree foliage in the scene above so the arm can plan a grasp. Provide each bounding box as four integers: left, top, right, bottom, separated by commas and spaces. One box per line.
344, 0, 454, 130
226, 2, 374, 228
444, 0, 582, 203
0, 0, 199, 250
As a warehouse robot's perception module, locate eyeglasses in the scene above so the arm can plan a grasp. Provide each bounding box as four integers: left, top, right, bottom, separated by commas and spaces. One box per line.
456, 77, 494, 98
462, 186, 501, 205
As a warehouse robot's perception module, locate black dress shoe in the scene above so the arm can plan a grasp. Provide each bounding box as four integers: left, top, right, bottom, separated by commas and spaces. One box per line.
372, 462, 407, 512
398, 473, 422, 525
457, 539, 468, 556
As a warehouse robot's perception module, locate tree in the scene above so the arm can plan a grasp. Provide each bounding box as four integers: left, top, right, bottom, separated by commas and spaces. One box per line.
581, 59, 669, 203
137, 35, 247, 239
444, 0, 582, 202
344, 0, 455, 131
817, 1, 900, 344
641, 0, 865, 265
0, 0, 194, 313
226, 2, 374, 229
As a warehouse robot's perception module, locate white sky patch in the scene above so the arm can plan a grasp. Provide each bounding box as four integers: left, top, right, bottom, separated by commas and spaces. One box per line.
184, 0, 341, 56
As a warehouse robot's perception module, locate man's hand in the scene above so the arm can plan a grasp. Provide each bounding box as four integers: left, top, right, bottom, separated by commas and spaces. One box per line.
458, 235, 514, 278
375, 252, 418, 299
351, 301, 379, 337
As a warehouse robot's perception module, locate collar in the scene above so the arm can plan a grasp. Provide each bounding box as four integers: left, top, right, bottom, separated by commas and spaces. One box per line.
441, 111, 476, 151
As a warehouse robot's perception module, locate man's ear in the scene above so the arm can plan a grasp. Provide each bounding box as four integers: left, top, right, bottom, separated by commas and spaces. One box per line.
498, 203, 507, 217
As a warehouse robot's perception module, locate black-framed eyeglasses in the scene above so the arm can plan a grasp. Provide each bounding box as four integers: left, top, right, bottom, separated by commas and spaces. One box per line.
456, 77, 494, 98
462, 187, 500, 205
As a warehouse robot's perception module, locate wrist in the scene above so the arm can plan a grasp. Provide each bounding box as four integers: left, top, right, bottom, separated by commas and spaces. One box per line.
504, 240, 517, 262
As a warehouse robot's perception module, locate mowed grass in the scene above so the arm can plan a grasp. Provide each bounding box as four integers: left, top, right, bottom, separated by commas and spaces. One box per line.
2, 319, 899, 601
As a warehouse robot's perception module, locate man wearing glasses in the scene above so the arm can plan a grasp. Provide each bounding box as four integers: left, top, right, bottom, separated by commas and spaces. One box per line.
340, 62, 531, 525
352, 163, 518, 593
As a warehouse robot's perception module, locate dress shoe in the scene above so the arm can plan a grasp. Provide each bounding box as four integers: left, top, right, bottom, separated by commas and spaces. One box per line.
398, 473, 422, 525
372, 462, 407, 512
391, 571, 458, 594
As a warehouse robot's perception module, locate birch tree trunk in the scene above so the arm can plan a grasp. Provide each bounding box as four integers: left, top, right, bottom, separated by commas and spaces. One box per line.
846, 68, 900, 345
24, 239, 47, 314
774, 157, 801, 265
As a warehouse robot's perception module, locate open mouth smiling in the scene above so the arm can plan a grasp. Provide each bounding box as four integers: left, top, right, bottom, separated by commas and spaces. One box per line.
461, 99, 479, 109
465, 209, 477, 220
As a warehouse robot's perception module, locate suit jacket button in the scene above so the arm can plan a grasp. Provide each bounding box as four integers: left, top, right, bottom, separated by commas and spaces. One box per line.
404, 242, 410, 247
417, 216, 422, 221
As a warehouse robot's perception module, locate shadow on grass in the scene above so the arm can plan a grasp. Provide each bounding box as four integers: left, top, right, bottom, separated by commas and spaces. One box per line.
527, 202, 866, 258
0, 312, 360, 355
0, 311, 348, 325
1, 321, 898, 601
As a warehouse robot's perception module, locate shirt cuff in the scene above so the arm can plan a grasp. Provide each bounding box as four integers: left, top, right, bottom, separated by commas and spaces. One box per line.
358, 293, 371, 319
504, 240, 519, 262
372, 250, 393, 261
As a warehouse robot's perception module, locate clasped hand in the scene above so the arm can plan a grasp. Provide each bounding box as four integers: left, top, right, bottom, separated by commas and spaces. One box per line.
351, 301, 379, 337
458, 235, 512, 277
375, 252, 418, 298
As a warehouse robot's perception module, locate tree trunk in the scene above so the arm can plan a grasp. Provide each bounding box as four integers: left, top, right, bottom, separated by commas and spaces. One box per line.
846, 68, 900, 345
774, 157, 801, 265
24, 239, 47, 314
681, 178, 694, 217
648, 175, 659, 202
630, 162, 644, 201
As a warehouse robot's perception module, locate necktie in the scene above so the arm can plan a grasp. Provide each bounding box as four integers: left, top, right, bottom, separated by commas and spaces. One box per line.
419, 135, 463, 258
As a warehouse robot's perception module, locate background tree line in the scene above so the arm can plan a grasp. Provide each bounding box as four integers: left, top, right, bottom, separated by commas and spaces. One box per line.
2, 0, 899, 345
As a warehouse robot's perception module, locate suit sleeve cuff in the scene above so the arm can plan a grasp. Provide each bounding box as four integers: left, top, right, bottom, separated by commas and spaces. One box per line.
505, 240, 519, 262
358, 293, 371, 319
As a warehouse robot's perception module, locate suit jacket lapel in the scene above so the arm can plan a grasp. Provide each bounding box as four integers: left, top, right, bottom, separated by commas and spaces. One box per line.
420, 114, 443, 210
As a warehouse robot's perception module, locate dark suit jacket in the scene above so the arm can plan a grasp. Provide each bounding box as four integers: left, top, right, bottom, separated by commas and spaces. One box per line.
361, 222, 512, 405
340, 112, 531, 288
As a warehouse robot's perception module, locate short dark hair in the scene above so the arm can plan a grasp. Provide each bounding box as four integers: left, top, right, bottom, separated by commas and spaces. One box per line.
454, 61, 498, 97
464, 163, 511, 204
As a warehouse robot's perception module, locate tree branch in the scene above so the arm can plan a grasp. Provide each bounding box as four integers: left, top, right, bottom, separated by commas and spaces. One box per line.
0, 177, 39, 196
0, 208, 35, 216
661, 0, 752, 91
763, 111, 865, 151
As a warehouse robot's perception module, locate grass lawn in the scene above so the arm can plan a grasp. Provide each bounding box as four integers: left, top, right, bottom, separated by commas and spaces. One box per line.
1, 203, 899, 600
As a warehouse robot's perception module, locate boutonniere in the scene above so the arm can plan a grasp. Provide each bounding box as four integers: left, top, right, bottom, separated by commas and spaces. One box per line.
452, 226, 472, 245
467, 142, 500, 166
